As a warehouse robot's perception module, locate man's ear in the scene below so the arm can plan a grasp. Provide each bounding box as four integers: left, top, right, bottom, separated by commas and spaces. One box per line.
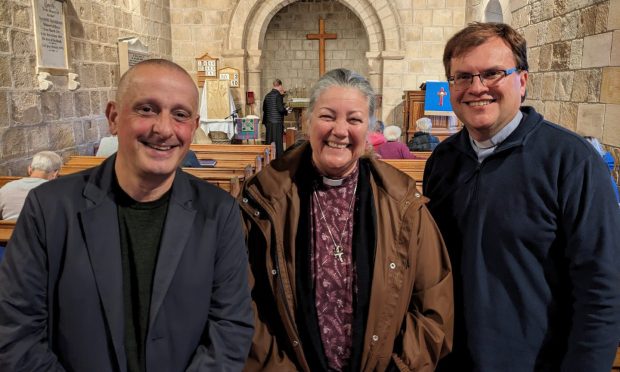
519, 70, 528, 100
27, 165, 33, 176
192, 115, 200, 133
106, 101, 119, 135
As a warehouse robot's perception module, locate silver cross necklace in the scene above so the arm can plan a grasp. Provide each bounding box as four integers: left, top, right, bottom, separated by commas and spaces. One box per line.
313, 183, 357, 263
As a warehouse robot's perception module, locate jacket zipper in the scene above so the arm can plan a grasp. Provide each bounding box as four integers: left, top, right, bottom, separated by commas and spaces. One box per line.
244, 191, 304, 352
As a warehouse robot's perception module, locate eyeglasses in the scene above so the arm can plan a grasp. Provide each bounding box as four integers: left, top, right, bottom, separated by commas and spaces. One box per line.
448, 67, 519, 91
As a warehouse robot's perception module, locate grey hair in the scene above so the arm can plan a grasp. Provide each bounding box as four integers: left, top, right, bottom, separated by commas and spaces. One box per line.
306, 68, 376, 125
30, 151, 62, 173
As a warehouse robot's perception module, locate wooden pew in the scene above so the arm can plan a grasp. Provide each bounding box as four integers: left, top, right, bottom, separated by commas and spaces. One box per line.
190, 144, 273, 164
61, 164, 248, 178
59, 163, 248, 196
380, 158, 427, 189
612, 347, 620, 372
0, 176, 21, 188
0, 219, 16, 243
195, 154, 263, 173
65, 155, 259, 175
65, 156, 105, 166
411, 151, 432, 159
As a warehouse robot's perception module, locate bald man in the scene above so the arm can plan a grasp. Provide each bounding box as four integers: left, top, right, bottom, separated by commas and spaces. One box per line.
0, 59, 253, 371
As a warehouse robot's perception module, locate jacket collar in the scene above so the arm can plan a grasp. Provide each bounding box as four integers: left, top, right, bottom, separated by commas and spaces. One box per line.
445, 106, 544, 159
247, 142, 419, 204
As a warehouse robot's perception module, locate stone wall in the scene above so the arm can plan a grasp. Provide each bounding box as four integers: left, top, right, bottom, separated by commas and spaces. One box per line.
169, 0, 233, 74
260, 1, 369, 102
0, 0, 171, 175
172, 0, 466, 127
380, 0, 466, 126
515, 0, 619, 147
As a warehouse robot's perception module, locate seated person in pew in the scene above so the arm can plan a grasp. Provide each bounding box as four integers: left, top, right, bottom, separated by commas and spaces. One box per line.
408, 117, 440, 151
376, 125, 416, 159
0, 150, 62, 220
0, 59, 253, 371
366, 119, 386, 151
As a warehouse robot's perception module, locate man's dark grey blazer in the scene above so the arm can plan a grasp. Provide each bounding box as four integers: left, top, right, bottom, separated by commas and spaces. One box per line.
0, 155, 254, 371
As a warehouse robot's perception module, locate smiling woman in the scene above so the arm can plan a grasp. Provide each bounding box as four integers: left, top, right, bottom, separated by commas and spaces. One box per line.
240, 68, 453, 371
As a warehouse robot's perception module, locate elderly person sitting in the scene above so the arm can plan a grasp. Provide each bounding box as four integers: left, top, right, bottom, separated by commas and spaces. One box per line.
241, 68, 453, 371
376, 125, 415, 159
408, 117, 440, 151
0, 151, 62, 220
367, 120, 386, 151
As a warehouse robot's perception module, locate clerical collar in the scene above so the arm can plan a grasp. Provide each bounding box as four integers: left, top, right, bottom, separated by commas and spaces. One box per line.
470, 110, 523, 162
314, 163, 359, 188
322, 176, 344, 186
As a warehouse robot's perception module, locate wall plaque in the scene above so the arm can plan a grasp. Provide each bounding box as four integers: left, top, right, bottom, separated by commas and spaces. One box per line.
32, 0, 69, 73
196, 53, 219, 86
218, 67, 240, 88
118, 37, 149, 75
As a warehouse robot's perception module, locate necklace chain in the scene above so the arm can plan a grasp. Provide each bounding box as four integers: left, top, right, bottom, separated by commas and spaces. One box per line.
313, 183, 357, 263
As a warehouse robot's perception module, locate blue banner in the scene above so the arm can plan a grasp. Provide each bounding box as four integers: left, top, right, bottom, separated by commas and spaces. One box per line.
424, 81, 454, 116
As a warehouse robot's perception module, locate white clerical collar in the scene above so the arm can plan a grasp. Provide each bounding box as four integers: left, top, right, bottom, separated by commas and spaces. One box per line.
322, 176, 344, 186
471, 110, 523, 162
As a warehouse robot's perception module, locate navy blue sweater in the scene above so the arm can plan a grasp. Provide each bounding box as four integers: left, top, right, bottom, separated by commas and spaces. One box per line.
424, 107, 620, 371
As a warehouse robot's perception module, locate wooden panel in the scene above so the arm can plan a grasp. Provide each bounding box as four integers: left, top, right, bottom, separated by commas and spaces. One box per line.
0, 220, 16, 243
612, 347, 620, 371
411, 151, 432, 160
0, 176, 21, 188
403, 90, 426, 144
380, 158, 427, 190
403, 90, 461, 144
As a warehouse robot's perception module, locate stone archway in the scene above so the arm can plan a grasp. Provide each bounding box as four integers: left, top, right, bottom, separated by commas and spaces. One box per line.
224, 0, 405, 121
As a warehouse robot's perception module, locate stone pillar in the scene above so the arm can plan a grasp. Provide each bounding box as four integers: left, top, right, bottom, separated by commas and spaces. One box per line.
379, 51, 406, 126
221, 49, 246, 114
246, 49, 262, 117
366, 51, 383, 119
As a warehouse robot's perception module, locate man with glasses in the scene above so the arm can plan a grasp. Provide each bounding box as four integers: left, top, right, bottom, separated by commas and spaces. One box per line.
424, 22, 620, 371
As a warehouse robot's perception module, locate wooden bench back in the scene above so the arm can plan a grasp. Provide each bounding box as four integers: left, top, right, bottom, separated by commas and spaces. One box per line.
380, 158, 427, 189
411, 151, 432, 159
0, 176, 22, 188
190, 144, 273, 163
65, 155, 259, 173
0, 219, 16, 243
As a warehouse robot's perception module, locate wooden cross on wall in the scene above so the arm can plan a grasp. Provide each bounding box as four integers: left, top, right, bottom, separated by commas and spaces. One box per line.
306, 18, 337, 76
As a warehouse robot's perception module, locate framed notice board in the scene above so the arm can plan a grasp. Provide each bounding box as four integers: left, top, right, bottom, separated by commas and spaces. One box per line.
196, 53, 218, 86
219, 67, 240, 88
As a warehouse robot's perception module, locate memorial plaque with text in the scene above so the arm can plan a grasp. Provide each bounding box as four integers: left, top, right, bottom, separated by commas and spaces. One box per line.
118, 37, 149, 75
33, 0, 69, 72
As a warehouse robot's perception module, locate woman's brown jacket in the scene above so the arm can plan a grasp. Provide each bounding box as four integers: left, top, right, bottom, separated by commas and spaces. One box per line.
239, 144, 453, 371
